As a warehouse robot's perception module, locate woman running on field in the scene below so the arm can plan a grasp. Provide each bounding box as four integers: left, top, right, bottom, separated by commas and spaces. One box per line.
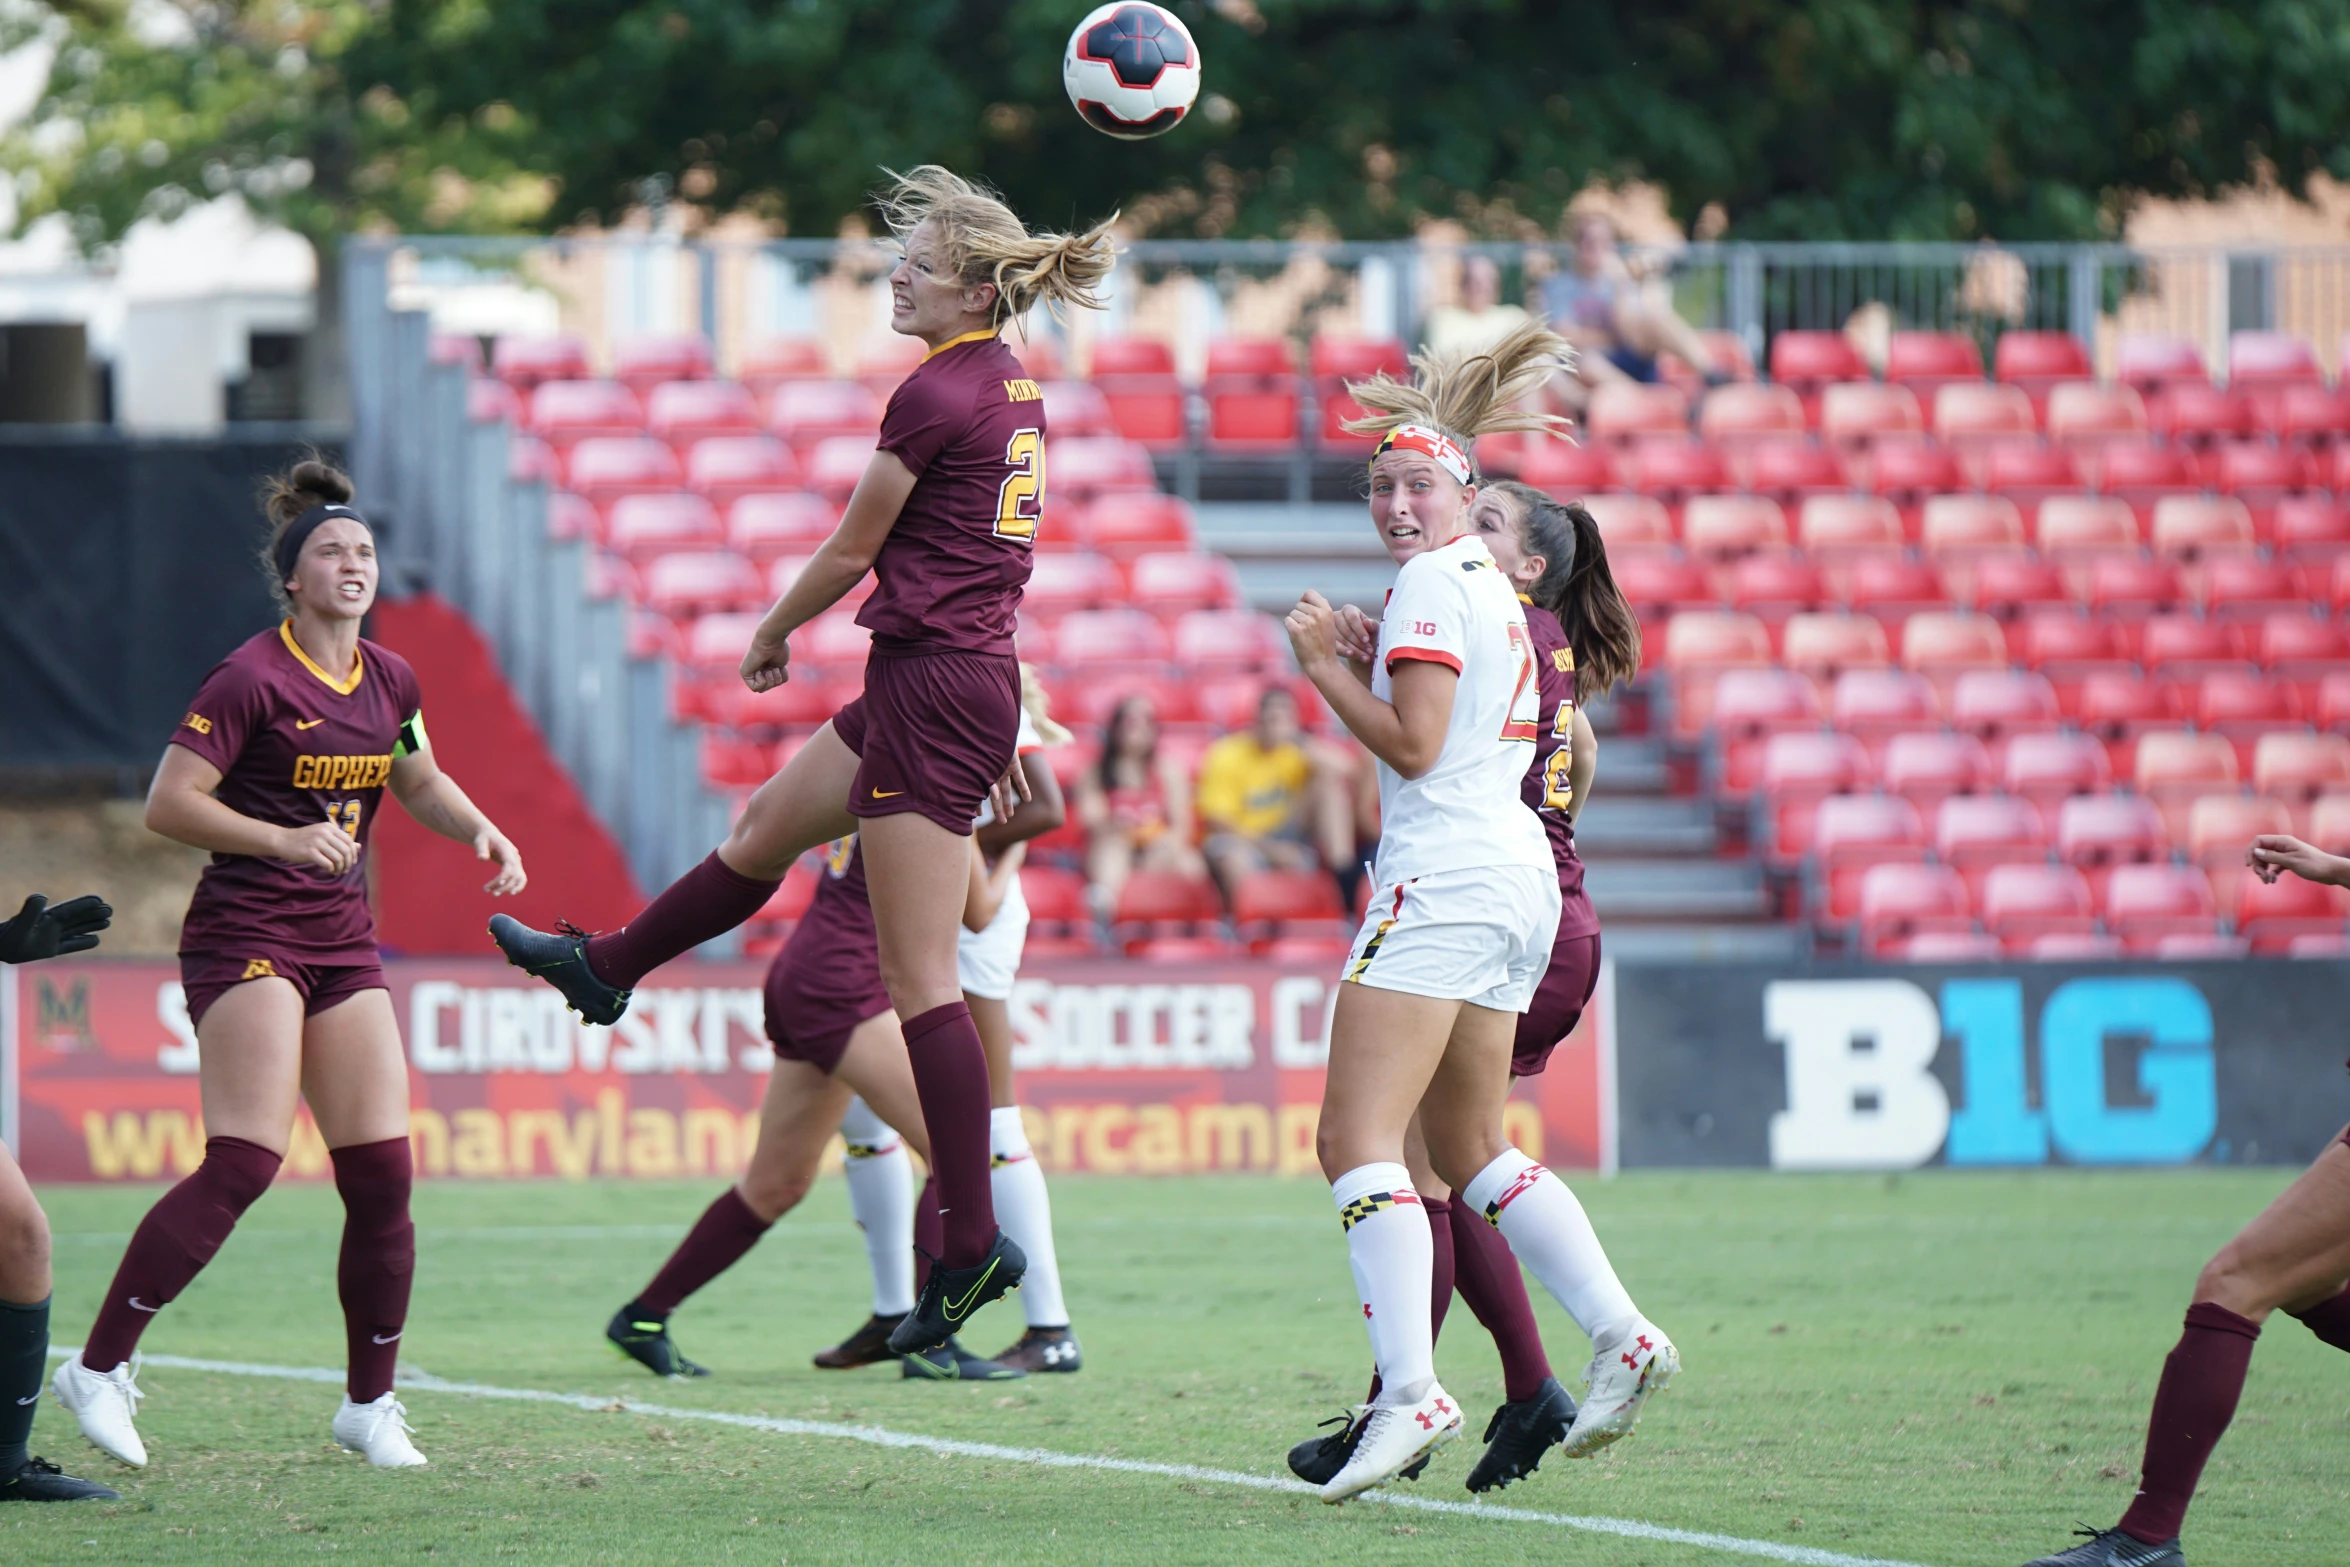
2019, 834, 2350, 1567
1288, 472, 1646, 1493
54, 460, 528, 1471
1282, 323, 1675, 1502
493, 168, 1115, 1355
606, 674, 1073, 1382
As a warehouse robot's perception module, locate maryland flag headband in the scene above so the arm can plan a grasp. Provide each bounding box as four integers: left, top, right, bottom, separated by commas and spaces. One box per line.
1371, 423, 1474, 485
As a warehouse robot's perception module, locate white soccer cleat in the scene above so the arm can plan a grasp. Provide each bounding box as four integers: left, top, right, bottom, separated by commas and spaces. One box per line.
51, 1354, 147, 1468
332, 1392, 428, 1468
1318, 1382, 1462, 1504
1563, 1319, 1679, 1458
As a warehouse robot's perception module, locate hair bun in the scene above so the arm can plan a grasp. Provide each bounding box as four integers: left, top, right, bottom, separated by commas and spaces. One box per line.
289, 459, 354, 506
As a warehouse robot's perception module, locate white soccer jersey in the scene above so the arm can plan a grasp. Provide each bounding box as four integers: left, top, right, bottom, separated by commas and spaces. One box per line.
1367, 533, 1551, 887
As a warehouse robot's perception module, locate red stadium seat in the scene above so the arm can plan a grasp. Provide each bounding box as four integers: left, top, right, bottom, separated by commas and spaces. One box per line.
606, 493, 724, 565
1051, 437, 1158, 502
2208, 444, 2316, 524
1663, 610, 1772, 669
1949, 669, 2060, 742
2272, 497, 2350, 561
1042, 379, 1117, 438
468, 378, 521, 425
684, 434, 800, 507
2234, 870, 2347, 953
493, 333, 592, 390
700, 733, 778, 792
2133, 730, 2240, 838
2074, 672, 2178, 773
1981, 441, 2084, 517
2193, 670, 2302, 762
2197, 557, 2310, 623
530, 380, 645, 451
1921, 495, 2027, 559
1711, 669, 1828, 787
2321, 671, 2350, 735
726, 492, 836, 563
1830, 668, 1941, 743
1056, 607, 1173, 673
545, 490, 598, 543
1514, 440, 1619, 497
1936, 793, 2050, 902
1933, 383, 2037, 456
1625, 440, 1730, 507
1084, 492, 1198, 559
2316, 793, 2350, 852
1620, 556, 1721, 623
1885, 331, 1984, 401
2103, 863, 2217, 951
678, 612, 766, 675
1817, 794, 1929, 917
799, 612, 873, 671
2028, 931, 2126, 959
2268, 384, 2350, 447
1128, 551, 1240, 618
2116, 335, 2209, 394
1582, 493, 1674, 549
1883, 730, 1991, 813
1090, 336, 1177, 379
1759, 736, 1874, 862
1799, 495, 1905, 561
640, 549, 764, 619
2045, 384, 2149, 453
1770, 332, 1870, 421
853, 336, 926, 399
2229, 331, 2323, 389
1862, 440, 1963, 539
1310, 338, 1408, 448
1736, 439, 1851, 501
804, 435, 880, 504
1202, 338, 1301, 449
1821, 384, 1926, 451
1111, 870, 1225, 952
1697, 383, 1806, 450
1024, 551, 1124, 617
2013, 612, 2125, 677
610, 334, 712, 395
1171, 609, 1284, 675
1888, 931, 2003, 961
2034, 494, 2139, 561
431, 332, 484, 371
2148, 383, 2250, 449
1901, 613, 2006, 680
2140, 614, 2248, 681
2093, 442, 2200, 528
1981, 863, 2096, 951
2186, 796, 2291, 889
1726, 556, 1826, 621
1837, 556, 1950, 629
767, 379, 883, 452
2056, 793, 2167, 878
2252, 731, 2350, 809
738, 337, 830, 396
1090, 337, 1188, 450
2086, 556, 2184, 620
1231, 869, 1346, 951
566, 436, 682, 511
1783, 613, 1891, 679
2002, 731, 2113, 810
1682, 494, 1788, 559
1857, 863, 1974, 954
1964, 556, 2072, 619
1994, 332, 2094, 412
1585, 383, 1691, 446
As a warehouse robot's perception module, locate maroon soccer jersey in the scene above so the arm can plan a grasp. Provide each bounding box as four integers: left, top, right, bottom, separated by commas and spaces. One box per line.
170, 623, 423, 962
1520, 602, 1599, 938
862, 331, 1044, 655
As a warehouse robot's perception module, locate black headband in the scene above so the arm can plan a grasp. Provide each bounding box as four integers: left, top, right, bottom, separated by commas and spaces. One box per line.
276, 502, 368, 583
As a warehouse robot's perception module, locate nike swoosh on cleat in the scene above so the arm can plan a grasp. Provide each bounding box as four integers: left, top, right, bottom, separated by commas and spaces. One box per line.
371, 1332, 402, 1345
941, 1259, 999, 1322
127, 1297, 160, 1313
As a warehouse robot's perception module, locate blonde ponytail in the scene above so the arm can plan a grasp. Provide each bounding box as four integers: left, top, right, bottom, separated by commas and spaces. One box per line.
1341, 319, 1575, 468
874, 165, 1118, 324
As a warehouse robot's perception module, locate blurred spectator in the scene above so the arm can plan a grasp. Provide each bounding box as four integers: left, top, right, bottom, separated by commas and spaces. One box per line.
1423, 254, 1532, 360
1541, 211, 1722, 386
1072, 694, 1204, 909
1195, 686, 1355, 904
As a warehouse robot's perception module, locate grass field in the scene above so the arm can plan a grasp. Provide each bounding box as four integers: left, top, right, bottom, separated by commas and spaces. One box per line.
6, 1169, 2344, 1566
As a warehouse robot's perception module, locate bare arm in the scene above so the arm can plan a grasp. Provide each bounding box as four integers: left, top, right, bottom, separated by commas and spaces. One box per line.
2248, 835, 2350, 889
1286, 591, 1455, 780
977, 753, 1065, 857
388, 743, 527, 895
145, 743, 358, 875
1161, 755, 1199, 844
963, 840, 1027, 932
1566, 707, 1598, 820
739, 451, 920, 692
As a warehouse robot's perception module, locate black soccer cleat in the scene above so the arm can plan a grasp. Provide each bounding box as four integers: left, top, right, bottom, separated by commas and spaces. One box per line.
1285, 1409, 1427, 1485
0, 1456, 120, 1502
888, 1230, 1026, 1357
991, 1326, 1083, 1374
1463, 1376, 1579, 1493
812, 1312, 904, 1369
899, 1336, 1027, 1381
2020, 1526, 2185, 1567
606, 1304, 709, 1379
490, 915, 631, 1027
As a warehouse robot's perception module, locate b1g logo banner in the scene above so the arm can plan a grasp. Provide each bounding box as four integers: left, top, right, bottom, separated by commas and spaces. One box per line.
0, 958, 1609, 1181
1612, 961, 2350, 1170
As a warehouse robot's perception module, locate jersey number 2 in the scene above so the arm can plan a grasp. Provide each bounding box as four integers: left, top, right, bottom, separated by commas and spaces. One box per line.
995, 427, 1044, 540
1500, 624, 1538, 741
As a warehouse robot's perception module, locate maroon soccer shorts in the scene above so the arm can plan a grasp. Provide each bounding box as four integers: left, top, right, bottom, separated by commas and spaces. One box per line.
1511, 929, 1601, 1078
763, 912, 893, 1074
180, 950, 387, 1029
834, 648, 1020, 836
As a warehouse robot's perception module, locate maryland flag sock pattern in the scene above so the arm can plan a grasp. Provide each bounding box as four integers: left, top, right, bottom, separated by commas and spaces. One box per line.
1338, 1187, 1422, 1232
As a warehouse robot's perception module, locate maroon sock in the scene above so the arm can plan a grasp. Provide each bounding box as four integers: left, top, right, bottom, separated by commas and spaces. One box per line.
913, 1176, 944, 1297
585, 850, 780, 990
902, 1003, 996, 1267
634, 1187, 774, 1319
2289, 1285, 2350, 1352
331, 1137, 415, 1403
2117, 1301, 2260, 1544
1449, 1196, 1553, 1403
83, 1135, 280, 1370
1426, 1197, 1456, 1347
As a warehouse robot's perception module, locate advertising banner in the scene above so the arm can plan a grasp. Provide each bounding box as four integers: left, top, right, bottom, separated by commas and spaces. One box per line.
1612, 960, 2350, 1170
2, 957, 1610, 1182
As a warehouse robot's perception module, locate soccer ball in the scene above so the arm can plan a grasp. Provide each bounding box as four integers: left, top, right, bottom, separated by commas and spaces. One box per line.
1062, 2, 1201, 141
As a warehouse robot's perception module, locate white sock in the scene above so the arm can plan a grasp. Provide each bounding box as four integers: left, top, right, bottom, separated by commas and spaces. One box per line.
839, 1096, 915, 1317
990, 1106, 1068, 1329
1330, 1162, 1434, 1406
1461, 1147, 1640, 1351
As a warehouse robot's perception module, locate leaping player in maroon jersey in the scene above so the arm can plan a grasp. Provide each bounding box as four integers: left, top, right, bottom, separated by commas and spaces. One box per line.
491, 167, 1116, 1358
51, 459, 527, 1473
2019, 834, 2350, 1567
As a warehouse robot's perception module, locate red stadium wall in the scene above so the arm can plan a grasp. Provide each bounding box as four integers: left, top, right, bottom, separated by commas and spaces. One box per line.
366, 594, 642, 953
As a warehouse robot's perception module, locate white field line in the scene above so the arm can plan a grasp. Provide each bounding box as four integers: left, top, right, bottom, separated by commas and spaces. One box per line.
52, 1348, 1938, 1567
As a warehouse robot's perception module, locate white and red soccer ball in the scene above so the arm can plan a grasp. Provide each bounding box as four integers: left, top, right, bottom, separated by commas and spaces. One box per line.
1063, 2, 1201, 141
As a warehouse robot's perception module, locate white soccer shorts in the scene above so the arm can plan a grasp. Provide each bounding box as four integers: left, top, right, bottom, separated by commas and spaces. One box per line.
1341, 863, 1561, 1014
957, 874, 1030, 1001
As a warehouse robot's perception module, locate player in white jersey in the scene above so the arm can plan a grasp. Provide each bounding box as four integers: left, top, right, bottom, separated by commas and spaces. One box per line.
1283, 322, 1676, 1502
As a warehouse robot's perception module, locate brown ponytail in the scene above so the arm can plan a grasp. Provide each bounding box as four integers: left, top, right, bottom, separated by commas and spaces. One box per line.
258, 454, 359, 612
1487, 478, 1641, 700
